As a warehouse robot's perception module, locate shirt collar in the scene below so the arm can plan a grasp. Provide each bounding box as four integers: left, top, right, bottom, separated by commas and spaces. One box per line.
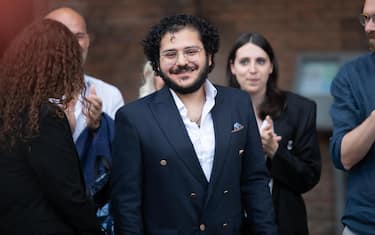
170, 80, 217, 112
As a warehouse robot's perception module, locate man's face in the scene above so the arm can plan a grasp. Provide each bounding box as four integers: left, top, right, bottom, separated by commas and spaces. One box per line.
158, 27, 211, 94
363, 0, 375, 50
46, 10, 90, 64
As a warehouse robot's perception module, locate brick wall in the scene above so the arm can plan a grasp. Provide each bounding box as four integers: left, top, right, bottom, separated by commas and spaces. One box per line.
33, 0, 205, 101
32, 0, 366, 101
0, 0, 34, 55
30, 1, 366, 234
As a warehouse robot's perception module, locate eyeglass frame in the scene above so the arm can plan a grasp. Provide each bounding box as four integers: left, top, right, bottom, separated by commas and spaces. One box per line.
359, 13, 375, 26
74, 32, 89, 40
160, 46, 204, 65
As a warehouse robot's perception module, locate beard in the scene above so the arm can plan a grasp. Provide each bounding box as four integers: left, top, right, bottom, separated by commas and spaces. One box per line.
159, 59, 209, 95
368, 31, 375, 51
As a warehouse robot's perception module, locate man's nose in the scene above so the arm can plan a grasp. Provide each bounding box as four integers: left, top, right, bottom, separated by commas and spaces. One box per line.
175, 51, 188, 65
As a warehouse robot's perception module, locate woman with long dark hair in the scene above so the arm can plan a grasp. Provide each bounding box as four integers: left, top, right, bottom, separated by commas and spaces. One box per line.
0, 19, 104, 235
227, 32, 321, 235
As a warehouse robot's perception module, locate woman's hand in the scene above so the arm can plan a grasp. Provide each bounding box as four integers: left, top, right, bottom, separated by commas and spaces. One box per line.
260, 115, 282, 159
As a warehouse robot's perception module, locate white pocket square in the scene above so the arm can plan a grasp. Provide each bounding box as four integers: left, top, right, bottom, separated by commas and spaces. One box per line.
231, 122, 244, 133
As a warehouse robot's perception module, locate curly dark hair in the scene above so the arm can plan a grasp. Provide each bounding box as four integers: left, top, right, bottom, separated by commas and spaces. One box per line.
226, 32, 286, 120
0, 19, 84, 148
142, 14, 220, 76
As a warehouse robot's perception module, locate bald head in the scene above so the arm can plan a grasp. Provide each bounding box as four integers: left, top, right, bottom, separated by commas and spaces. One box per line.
45, 7, 90, 64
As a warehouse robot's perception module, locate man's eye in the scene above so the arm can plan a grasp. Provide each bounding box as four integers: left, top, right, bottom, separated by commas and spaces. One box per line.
185, 49, 198, 55
75, 33, 87, 39
164, 52, 176, 58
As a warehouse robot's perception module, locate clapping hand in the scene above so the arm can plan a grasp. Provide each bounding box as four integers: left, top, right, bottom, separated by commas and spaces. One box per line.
84, 84, 103, 130
260, 115, 282, 159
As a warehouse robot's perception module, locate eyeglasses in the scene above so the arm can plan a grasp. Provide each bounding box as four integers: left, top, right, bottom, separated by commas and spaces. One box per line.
359, 13, 375, 26
160, 46, 203, 65
75, 32, 89, 40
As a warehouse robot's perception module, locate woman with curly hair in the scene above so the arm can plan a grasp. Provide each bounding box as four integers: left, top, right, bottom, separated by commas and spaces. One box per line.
0, 19, 104, 235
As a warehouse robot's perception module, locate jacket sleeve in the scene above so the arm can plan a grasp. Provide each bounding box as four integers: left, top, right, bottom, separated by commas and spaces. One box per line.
111, 108, 143, 235
28, 109, 104, 235
329, 68, 360, 170
270, 100, 321, 194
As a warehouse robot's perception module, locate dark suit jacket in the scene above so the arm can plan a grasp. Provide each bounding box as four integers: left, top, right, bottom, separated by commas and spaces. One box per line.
76, 113, 114, 207
269, 92, 321, 235
111, 85, 278, 235
0, 104, 104, 235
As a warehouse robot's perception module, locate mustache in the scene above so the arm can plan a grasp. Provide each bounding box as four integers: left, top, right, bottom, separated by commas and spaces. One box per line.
169, 64, 198, 74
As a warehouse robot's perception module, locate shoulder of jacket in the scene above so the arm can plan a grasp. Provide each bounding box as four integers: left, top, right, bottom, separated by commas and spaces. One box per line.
286, 92, 315, 107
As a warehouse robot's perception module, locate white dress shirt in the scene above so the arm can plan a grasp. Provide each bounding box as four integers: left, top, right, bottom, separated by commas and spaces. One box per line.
73, 74, 124, 141
170, 80, 217, 181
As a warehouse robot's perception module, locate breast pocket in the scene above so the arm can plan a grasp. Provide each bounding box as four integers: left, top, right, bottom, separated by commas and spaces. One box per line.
230, 127, 247, 152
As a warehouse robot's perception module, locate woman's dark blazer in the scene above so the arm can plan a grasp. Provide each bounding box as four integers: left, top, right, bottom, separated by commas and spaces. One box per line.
270, 92, 321, 235
0, 104, 104, 235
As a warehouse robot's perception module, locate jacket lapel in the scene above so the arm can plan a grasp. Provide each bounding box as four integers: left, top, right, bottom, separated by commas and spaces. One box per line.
204, 88, 232, 206
149, 87, 208, 186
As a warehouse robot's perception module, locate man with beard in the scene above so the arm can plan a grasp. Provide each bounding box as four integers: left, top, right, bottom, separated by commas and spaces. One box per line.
330, 0, 375, 234
111, 14, 277, 235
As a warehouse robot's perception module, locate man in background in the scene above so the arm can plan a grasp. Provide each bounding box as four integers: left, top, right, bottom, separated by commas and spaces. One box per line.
330, 0, 375, 234
46, 7, 124, 140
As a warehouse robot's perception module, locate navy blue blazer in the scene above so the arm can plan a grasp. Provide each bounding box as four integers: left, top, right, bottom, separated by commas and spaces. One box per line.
111, 85, 277, 235
76, 113, 114, 207
76, 113, 114, 189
